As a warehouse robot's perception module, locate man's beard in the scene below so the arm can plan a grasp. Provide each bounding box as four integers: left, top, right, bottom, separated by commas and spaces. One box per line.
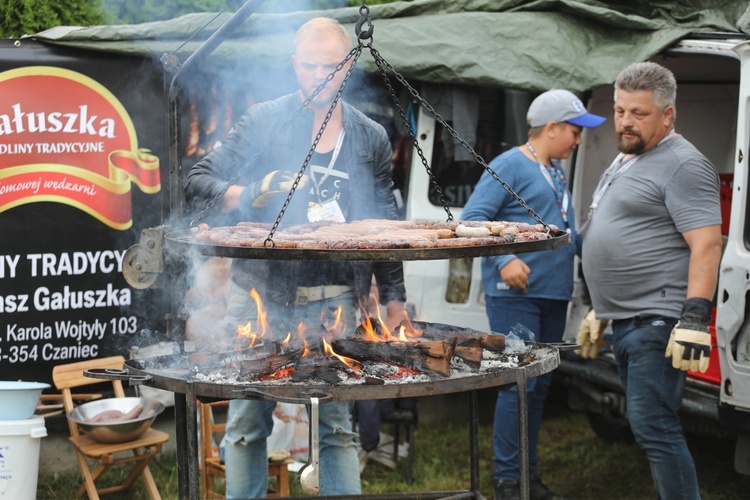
616, 129, 646, 155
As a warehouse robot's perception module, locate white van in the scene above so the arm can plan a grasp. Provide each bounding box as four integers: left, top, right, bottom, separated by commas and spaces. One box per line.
401, 32, 750, 473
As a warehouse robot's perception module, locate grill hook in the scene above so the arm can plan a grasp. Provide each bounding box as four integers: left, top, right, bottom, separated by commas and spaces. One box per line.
355, 5, 374, 41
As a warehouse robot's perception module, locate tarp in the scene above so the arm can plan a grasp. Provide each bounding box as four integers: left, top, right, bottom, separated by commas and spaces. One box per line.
27, 0, 750, 92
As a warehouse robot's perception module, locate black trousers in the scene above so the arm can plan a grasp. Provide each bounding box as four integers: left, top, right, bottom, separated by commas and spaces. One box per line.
352, 398, 418, 452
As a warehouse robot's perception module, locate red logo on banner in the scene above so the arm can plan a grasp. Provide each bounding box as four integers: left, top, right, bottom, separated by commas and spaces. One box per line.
0, 66, 160, 230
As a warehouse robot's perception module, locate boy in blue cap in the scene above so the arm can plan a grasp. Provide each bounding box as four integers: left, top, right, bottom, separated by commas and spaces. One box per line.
462, 89, 605, 500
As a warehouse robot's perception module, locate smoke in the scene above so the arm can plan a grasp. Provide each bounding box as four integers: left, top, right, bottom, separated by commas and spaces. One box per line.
120, 3, 410, 359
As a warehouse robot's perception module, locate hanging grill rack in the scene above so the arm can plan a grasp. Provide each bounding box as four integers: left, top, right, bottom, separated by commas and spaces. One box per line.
112, 2, 576, 499
124, 0, 571, 284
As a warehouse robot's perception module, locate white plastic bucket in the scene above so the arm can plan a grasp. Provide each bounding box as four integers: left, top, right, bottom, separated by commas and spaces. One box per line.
0, 415, 46, 499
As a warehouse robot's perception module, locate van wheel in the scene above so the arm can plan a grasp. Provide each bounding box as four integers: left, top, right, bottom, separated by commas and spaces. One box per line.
585, 410, 634, 444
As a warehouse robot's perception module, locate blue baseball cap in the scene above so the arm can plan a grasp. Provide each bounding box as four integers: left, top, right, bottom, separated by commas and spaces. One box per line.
527, 89, 606, 128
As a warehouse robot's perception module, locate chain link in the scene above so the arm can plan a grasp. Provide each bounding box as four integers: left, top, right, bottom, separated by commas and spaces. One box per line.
367, 46, 549, 230
265, 46, 363, 245
369, 46, 453, 221
191, 7, 550, 235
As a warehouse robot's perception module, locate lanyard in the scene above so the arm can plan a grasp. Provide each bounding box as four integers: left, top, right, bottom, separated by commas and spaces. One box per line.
587, 129, 676, 219
588, 153, 639, 218
310, 129, 345, 201
525, 142, 570, 228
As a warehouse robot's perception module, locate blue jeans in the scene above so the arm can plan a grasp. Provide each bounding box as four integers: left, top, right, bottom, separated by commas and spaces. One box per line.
485, 296, 568, 482
611, 315, 699, 500
222, 283, 361, 498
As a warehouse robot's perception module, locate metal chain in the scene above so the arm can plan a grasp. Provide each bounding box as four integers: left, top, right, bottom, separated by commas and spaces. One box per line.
192, 2, 549, 235
265, 45, 363, 245
367, 46, 550, 230
369, 47, 453, 220
189, 46, 361, 228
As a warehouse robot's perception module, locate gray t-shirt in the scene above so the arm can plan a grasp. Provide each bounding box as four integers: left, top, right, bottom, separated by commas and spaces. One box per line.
582, 135, 721, 320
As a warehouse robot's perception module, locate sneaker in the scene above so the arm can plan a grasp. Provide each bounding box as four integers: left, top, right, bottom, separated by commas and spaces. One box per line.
494, 479, 520, 500
494, 477, 564, 500
369, 446, 398, 470
530, 475, 565, 500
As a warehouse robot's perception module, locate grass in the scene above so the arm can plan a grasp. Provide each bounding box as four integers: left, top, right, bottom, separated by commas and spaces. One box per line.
37, 393, 750, 499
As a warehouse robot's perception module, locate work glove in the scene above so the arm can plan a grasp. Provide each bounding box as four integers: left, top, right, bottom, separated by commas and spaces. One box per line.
576, 309, 607, 359
665, 297, 713, 373
240, 170, 308, 209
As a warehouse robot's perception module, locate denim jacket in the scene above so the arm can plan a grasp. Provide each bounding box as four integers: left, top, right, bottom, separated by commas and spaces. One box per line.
184, 92, 406, 307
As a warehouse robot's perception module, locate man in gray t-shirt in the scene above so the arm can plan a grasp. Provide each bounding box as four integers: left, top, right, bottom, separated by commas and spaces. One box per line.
579, 62, 723, 500
583, 136, 720, 319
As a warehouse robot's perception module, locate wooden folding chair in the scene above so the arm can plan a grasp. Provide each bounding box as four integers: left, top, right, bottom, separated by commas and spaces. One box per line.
52, 355, 170, 499
199, 400, 292, 498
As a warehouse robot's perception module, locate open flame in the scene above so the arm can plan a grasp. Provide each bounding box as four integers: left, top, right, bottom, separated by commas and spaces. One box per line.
323, 339, 362, 371
359, 308, 423, 343
297, 322, 310, 357
232, 289, 425, 375
235, 288, 268, 347
326, 305, 347, 337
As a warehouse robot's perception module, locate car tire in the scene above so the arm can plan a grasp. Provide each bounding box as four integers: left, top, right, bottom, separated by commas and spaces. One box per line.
585, 409, 634, 444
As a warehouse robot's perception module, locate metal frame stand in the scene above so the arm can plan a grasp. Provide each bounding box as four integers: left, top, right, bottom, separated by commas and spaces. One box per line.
172, 367, 533, 500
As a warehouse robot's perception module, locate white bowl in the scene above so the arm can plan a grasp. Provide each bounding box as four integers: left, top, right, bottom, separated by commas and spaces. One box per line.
0, 381, 50, 420
67, 397, 165, 443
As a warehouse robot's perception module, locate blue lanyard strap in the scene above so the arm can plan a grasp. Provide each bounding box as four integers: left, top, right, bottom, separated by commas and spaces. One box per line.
525, 142, 569, 227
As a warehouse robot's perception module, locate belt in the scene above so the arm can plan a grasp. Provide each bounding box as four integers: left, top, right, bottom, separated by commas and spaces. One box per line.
295, 285, 353, 305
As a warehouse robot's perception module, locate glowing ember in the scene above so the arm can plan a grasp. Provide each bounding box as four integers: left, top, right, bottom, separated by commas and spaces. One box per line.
259, 367, 295, 381
388, 366, 422, 379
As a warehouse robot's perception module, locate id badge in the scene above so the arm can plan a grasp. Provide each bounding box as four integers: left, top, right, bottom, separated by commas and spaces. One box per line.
307, 199, 346, 223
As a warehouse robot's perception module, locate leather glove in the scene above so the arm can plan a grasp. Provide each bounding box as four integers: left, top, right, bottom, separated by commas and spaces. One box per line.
576, 309, 607, 359
665, 297, 713, 373
240, 170, 308, 209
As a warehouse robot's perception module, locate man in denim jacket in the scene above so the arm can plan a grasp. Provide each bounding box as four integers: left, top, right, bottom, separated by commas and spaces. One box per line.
185, 17, 406, 498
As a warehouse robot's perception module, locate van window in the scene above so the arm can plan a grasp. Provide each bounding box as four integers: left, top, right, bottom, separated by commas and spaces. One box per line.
426, 88, 533, 208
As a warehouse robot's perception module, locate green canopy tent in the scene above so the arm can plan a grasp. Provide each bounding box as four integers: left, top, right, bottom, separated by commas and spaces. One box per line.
28, 0, 750, 92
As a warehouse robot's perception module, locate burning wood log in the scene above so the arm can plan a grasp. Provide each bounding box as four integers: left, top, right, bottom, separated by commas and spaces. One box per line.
453, 346, 483, 370
290, 354, 352, 384
405, 320, 505, 352
189, 341, 282, 370
331, 338, 457, 377
237, 351, 299, 374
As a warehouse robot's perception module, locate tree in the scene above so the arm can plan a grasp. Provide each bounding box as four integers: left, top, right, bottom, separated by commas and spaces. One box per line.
0, 0, 104, 38
0, 0, 406, 37
101, 0, 239, 25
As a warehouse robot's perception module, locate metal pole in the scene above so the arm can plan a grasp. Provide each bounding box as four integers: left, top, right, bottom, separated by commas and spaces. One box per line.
173, 391, 189, 499
185, 386, 200, 499
167, 0, 269, 221
469, 390, 480, 494
517, 368, 530, 500
164, 5, 266, 492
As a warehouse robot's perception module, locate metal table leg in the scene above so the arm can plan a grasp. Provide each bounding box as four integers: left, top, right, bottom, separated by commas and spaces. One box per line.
185, 387, 200, 499
516, 368, 529, 500
174, 392, 189, 499
469, 390, 480, 494
174, 387, 200, 500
